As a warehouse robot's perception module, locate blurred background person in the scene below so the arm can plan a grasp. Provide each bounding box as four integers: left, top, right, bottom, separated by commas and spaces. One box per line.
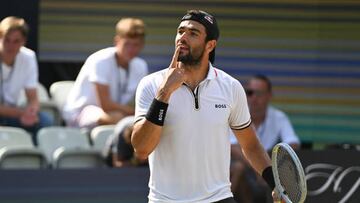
245, 74, 300, 151
0, 16, 53, 145
62, 18, 148, 130
103, 116, 148, 168
230, 74, 300, 203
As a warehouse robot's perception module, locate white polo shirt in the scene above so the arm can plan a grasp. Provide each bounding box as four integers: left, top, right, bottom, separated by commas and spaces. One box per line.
229, 106, 300, 151
1, 47, 38, 106
135, 64, 251, 203
63, 47, 148, 122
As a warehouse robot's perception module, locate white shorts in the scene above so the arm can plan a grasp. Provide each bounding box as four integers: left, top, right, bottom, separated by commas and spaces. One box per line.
69, 105, 105, 129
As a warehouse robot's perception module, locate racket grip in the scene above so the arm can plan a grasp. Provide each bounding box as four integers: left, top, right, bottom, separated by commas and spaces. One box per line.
273, 188, 283, 203
262, 166, 275, 190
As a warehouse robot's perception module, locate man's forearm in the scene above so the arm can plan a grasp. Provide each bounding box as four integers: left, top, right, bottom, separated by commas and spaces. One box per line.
235, 126, 272, 175
242, 141, 271, 175
131, 118, 162, 160
0, 105, 23, 118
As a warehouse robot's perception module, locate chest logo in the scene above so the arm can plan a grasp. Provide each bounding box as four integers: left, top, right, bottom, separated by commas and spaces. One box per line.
215, 104, 227, 108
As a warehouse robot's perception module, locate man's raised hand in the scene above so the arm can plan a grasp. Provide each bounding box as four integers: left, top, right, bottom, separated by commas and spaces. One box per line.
156, 46, 186, 102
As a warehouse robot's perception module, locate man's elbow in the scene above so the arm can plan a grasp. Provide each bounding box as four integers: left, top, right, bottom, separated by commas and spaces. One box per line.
133, 149, 149, 160
131, 138, 150, 160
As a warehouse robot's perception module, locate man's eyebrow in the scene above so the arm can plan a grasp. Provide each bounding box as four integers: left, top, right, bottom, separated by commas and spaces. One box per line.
178, 26, 201, 34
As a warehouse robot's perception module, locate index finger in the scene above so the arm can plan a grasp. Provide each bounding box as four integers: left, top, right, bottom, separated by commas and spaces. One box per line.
169, 46, 181, 69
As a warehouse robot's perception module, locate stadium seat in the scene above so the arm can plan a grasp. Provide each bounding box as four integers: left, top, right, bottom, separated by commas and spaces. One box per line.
102, 116, 134, 158
37, 126, 105, 168
17, 83, 61, 125
52, 147, 104, 168
0, 126, 47, 169
49, 80, 75, 123
90, 125, 115, 152
17, 82, 50, 105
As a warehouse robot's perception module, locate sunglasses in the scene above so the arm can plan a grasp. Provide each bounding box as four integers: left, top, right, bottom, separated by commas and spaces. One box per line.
245, 89, 267, 97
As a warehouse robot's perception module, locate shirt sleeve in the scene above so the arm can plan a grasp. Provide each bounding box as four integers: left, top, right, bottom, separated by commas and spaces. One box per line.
138, 58, 148, 78
24, 50, 38, 89
279, 113, 300, 144
229, 80, 251, 130
134, 75, 157, 123
88, 59, 110, 85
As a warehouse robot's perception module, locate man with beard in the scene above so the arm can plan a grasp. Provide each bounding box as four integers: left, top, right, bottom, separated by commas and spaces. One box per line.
230, 75, 300, 202
131, 10, 280, 203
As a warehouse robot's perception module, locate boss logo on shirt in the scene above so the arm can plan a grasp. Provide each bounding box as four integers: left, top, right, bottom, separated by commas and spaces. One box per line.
215, 104, 227, 108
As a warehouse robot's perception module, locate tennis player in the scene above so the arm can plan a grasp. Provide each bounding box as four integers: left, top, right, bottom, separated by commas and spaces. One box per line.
132, 10, 279, 203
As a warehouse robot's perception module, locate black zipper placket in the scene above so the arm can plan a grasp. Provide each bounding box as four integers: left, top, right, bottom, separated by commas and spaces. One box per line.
194, 86, 200, 110
184, 84, 201, 110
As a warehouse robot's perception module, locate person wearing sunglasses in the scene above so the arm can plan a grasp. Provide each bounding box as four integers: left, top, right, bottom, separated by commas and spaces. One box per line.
245, 74, 300, 151
230, 74, 300, 202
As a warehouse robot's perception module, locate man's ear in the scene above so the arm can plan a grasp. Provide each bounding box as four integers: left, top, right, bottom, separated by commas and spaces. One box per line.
114, 35, 120, 46
206, 40, 217, 53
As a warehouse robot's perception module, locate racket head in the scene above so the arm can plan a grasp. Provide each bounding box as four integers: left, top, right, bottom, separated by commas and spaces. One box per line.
272, 143, 307, 203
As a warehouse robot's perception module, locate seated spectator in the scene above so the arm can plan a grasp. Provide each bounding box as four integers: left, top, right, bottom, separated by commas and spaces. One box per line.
0, 16, 53, 144
245, 74, 300, 151
230, 74, 300, 203
62, 18, 148, 130
103, 116, 147, 167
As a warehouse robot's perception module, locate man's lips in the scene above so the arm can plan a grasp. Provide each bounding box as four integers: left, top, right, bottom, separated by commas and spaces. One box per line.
178, 44, 189, 49
179, 46, 189, 52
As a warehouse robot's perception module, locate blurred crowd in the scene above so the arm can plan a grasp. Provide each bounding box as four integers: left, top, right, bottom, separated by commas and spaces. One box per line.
0, 15, 302, 203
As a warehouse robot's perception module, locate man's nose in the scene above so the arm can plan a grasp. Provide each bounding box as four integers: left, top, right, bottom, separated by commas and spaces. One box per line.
178, 32, 188, 41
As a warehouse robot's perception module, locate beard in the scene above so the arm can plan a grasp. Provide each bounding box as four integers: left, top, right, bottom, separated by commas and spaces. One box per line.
177, 45, 205, 66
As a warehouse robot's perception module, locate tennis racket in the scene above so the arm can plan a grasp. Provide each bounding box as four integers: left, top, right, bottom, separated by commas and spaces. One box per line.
272, 143, 307, 203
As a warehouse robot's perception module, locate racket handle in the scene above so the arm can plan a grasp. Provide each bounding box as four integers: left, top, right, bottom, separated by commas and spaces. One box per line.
273, 189, 289, 203
272, 188, 282, 202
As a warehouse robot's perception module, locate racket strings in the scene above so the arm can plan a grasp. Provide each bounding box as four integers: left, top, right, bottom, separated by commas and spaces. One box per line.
277, 148, 302, 203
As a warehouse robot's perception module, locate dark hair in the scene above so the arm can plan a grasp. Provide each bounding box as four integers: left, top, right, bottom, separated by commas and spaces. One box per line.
252, 74, 272, 92
181, 10, 219, 64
